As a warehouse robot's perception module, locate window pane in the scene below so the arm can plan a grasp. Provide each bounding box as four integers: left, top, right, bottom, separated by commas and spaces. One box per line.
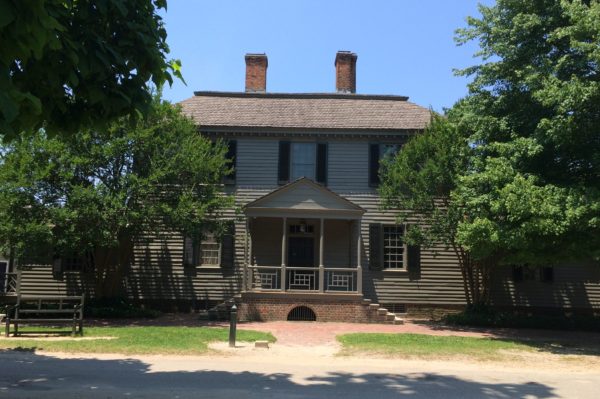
380, 144, 399, 160
291, 143, 316, 180
199, 234, 220, 266
383, 225, 404, 269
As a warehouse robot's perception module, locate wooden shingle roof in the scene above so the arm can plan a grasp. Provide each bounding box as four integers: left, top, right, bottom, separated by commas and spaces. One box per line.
179, 92, 431, 132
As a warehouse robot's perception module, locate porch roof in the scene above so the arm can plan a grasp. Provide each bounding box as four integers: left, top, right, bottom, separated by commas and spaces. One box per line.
244, 178, 365, 219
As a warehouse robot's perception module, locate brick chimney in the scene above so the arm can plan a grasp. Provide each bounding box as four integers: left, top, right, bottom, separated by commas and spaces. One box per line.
335, 51, 357, 93
245, 53, 268, 92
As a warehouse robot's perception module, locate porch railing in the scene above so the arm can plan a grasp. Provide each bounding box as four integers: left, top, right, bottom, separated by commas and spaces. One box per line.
0, 272, 18, 295
247, 266, 361, 293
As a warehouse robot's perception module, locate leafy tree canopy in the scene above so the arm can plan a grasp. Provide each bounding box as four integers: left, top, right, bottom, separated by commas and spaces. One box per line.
452, 0, 600, 263
0, 0, 183, 140
381, 0, 600, 304
0, 97, 233, 296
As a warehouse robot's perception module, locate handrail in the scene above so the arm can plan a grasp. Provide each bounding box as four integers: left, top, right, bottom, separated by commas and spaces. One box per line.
247, 265, 358, 271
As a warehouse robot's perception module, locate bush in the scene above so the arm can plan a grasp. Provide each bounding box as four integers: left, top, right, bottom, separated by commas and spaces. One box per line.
443, 307, 600, 332
85, 298, 161, 319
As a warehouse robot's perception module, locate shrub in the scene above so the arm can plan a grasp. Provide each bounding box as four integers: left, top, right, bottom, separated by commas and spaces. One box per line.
443, 308, 600, 332
85, 298, 161, 319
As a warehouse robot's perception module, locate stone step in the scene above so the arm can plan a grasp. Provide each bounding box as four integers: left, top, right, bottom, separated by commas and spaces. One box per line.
393, 317, 404, 325
368, 303, 380, 310
386, 312, 396, 321
377, 308, 388, 316
362, 298, 372, 305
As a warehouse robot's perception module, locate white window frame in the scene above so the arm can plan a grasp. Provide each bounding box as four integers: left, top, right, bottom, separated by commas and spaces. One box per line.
197, 233, 222, 267
382, 224, 407, 270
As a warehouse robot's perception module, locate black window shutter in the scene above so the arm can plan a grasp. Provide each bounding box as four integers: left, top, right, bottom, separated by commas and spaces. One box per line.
278, 141, 290, 185
540, 266, 554, 283
512, 265, 524, 282
369, 223, 383, 270
316, 143, 328, 185
407, 244, 421, 280
369, 143, 380, 187
52, 256, 63, 279
220, 222, 235, 268
183, 236, 196, 267
225, 140, 237, 184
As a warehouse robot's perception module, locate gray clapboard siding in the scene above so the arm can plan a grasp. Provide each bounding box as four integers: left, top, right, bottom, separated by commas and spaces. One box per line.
236, 139, 279, 187
328, 142, 371, 192
490, 264, 600, 309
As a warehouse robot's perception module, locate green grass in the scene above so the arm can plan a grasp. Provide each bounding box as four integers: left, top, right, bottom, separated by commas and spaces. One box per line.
337, 333, 534, 360
0, 326, 275, 355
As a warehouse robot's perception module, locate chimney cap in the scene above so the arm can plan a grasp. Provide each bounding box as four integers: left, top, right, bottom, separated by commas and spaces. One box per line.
245, 53, 268, 67
335, 51, 357, 66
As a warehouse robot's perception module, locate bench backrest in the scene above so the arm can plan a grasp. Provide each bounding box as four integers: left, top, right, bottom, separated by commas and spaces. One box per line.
16, 295, 85, 313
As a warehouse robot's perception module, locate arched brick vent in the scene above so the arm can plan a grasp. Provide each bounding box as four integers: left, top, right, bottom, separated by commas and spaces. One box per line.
287, 306, 317, 321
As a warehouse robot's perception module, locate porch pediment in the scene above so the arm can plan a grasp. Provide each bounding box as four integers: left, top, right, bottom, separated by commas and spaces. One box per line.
244, 178, 365, 219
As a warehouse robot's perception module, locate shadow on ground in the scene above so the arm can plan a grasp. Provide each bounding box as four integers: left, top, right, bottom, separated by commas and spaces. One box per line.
0, 349, 556, 399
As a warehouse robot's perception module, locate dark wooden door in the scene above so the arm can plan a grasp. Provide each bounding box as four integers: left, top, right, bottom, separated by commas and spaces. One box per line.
288, 237, 314, 267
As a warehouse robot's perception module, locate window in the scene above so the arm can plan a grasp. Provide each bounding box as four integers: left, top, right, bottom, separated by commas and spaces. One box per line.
223, 140, 237, 185
512, 264, 553, 283
279, 141, 327, 185
184, 223, 235, 268
383, 225, 405, 269
63, 255, 86, 272
289, 224, 314, 234
53, 253, 92, 275
198, 234, 221, 266
369, 143, 402, 187
380, 144, 400, 161
291, 142, 316, 180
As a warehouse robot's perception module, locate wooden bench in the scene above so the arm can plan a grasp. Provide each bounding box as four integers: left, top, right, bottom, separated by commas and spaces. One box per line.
5, 295, 85, 337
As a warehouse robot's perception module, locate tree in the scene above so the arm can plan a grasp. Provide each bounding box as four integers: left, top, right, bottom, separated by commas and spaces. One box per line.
0, 0, 183, 140
382, 0, 600, 306
0, 98, 233, 297
452, 0, 600, 264
380, 115, 491, 306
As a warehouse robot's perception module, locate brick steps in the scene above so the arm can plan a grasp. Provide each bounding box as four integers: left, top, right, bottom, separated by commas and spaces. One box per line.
361, 299, 404, 325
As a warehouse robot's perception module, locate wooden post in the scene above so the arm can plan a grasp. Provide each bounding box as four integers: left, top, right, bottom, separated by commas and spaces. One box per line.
319, 218, 325, 292
243, 218, 250, 291
356, 220, 363, 294
281, 217, 287, 291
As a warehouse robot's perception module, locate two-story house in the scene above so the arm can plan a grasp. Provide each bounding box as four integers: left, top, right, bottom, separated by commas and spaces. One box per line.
9, 51, 599, 320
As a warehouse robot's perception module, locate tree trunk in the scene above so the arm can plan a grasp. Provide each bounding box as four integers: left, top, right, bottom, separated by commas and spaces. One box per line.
451, 243, 492, 308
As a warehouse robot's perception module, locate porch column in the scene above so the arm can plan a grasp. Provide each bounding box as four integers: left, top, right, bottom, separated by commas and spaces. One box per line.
281, 217, 287, 291
356, 220, 363, 294
319, 218, 324, 292
244, 218, 251, 291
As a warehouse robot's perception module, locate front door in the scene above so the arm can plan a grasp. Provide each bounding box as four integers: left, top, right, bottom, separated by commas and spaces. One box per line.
288, 237, 314, 267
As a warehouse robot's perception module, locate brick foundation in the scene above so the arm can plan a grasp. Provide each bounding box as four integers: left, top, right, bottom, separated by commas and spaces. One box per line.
238, 293, 371, 323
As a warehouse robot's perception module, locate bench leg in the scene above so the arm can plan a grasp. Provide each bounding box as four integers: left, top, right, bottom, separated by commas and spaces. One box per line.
13, 321, 18, 337
5, 317, 9, 337
79, 318, 83, 336
72, 318, 76, 337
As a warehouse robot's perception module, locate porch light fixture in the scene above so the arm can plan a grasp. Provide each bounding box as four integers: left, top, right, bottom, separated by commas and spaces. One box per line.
299, 219, 307, 233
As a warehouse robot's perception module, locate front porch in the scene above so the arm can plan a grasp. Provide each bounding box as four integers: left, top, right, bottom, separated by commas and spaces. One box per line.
243, 217, 363, 295
241, 178, 367, 298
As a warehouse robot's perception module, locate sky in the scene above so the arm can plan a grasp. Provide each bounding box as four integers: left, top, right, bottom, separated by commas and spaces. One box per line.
160, 0, 495, 112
